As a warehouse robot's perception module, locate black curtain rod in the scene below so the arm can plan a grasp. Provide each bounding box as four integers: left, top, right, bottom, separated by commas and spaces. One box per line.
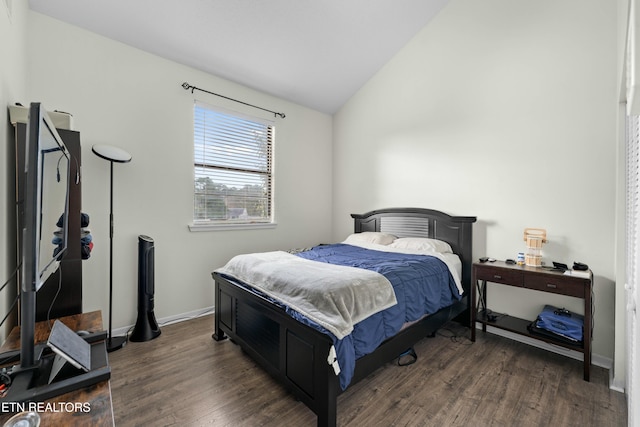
181, 82, 286, 119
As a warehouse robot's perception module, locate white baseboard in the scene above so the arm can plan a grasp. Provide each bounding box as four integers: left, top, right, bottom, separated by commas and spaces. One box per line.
609, 373, 626, 394
112, 306, 214, 337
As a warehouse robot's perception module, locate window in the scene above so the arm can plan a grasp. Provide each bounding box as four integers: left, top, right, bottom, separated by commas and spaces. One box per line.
193, 102, 274, 227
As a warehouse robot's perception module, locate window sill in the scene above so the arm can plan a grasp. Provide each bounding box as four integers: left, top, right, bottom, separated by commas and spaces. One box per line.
188, 222, 277, 232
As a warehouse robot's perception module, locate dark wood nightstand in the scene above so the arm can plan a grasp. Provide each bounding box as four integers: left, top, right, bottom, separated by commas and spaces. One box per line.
470, 261, 593, 381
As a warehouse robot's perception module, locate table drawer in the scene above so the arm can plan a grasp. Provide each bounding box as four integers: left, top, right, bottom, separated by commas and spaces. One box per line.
524, 275, 586, 298
475, 267, 523, 286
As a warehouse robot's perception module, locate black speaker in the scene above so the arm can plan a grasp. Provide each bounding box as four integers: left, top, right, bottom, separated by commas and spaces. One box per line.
130, 235, 161, 342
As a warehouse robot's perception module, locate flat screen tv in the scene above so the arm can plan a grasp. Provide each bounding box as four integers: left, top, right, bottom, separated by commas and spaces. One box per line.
23, 103, 70, 294
19, 102, 70, 371
4, 103, 109, 403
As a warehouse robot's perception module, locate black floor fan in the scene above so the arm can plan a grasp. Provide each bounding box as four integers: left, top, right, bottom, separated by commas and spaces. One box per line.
130, 235, 160, 342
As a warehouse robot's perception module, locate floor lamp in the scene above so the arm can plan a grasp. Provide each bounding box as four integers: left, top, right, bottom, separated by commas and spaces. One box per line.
92, 144, 132, 352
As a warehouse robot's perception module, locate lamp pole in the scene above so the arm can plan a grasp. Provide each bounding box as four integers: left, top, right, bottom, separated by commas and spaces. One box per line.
92, 144, 131, 352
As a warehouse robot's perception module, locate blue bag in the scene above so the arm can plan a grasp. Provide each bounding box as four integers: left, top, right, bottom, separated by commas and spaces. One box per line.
530, 305, 584, 343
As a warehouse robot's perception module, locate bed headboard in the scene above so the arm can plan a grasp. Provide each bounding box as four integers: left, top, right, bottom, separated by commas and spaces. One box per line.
351, 208, 477, 293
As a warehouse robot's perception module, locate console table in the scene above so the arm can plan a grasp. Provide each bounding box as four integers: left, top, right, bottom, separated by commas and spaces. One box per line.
0, 311, 114, 426
471, 261, 593, 381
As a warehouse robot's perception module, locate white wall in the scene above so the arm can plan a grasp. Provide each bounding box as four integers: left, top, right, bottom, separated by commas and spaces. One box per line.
25, 12, 333, 330
333, 0, 618, 360
1, 0, 28, 339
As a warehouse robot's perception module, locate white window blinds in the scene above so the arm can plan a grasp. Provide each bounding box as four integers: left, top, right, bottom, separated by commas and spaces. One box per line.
193, 102, 274, 224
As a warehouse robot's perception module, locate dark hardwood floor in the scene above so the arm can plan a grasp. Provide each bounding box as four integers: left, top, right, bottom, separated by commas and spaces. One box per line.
109, 315, 626, 426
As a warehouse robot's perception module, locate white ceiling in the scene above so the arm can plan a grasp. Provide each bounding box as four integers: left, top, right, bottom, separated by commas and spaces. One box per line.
28, 0, 450, 114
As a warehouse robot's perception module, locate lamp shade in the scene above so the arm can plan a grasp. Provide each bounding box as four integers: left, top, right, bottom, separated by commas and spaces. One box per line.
92, 144, 132, 163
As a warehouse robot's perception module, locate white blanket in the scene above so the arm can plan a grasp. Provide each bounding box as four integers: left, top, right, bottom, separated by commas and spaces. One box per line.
216, 251, 397, 340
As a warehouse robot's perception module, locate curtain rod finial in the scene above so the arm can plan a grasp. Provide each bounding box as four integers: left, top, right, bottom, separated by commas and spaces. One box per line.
181, 82, 190, 90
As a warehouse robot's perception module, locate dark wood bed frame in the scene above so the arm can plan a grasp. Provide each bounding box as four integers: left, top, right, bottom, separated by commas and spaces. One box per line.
212, 208, 476, 426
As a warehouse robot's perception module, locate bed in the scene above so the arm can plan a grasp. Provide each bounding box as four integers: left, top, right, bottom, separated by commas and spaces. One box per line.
211, 208, 476, 426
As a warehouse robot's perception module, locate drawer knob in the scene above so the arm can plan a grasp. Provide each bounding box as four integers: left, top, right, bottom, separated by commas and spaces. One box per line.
546, 283, 557, 289
493, 275, 502, 279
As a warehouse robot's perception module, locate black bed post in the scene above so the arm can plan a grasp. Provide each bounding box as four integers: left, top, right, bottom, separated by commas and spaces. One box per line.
316, 361, 339, 427
317, 408, 336, 427
454, 218, 475, 329
212, 279, 226, 341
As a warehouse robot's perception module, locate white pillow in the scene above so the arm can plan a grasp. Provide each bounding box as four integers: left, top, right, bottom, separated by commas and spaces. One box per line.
388, 237, 453, 253
343, 232, 396, 246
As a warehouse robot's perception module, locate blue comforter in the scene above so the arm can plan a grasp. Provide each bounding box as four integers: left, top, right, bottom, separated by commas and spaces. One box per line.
289, 244, 461, 390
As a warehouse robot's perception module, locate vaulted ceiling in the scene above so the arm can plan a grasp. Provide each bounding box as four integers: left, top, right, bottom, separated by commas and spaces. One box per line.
29, 0, 450, 114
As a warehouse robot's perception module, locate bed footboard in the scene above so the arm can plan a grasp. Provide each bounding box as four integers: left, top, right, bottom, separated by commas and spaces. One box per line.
213, 272, 340, 427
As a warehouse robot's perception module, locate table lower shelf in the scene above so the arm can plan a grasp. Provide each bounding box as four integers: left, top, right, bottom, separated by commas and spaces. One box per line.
475, 310, 585, 352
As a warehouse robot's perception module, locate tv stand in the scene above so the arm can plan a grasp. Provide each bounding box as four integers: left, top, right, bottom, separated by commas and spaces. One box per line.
0, 311, 114, 426
4, 338, 110, 403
